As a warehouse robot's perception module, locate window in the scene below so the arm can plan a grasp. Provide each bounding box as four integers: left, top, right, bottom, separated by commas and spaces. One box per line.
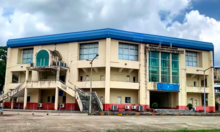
36, 50, 49, 67
172, 54, 179, 84
186, 52, 197, 67
214, 76, 217, 79
27, 96, 31, 103
126, 75, 130, 82
125, 97, 131, 103
86, 75, 89, 81
47, 96, 51, 103
12, 74, 19, 83
118, 43, 138, 61
149, 51, 159, 82
161, 53, 170, 83
22, 48, 33, 64
79, 43, 98, 60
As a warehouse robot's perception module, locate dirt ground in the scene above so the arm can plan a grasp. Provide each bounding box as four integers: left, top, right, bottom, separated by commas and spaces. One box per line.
1, 111, 220, 132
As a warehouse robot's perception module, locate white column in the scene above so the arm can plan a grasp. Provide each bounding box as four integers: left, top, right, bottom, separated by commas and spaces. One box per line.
139, 44, 146, 105
23, 88, 27, 109
105, 38, 111, 111
55, 87, 59, 110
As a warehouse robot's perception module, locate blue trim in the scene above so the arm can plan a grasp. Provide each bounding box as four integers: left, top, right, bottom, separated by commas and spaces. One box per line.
7, 28, 214, 51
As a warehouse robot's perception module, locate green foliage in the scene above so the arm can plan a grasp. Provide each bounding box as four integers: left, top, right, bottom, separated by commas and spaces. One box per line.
0, 46, 7, 92
151, 102, 158, 108
187, 103, 193, 110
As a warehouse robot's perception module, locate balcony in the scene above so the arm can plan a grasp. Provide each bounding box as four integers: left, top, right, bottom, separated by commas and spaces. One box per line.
186, 67, 208, 75
186, 86, 210, 93
9, 83, 22, 90
77, 81, 105, 88
110, 81, 139, 89
26, 81, 57, 88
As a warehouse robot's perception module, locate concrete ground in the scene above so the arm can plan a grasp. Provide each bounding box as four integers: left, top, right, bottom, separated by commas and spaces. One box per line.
1, 111, 220, 132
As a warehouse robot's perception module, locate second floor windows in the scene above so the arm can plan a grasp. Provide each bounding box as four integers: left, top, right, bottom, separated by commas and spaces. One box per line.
118, 43, 138, 61
22, 48, 33, 64
79, 43, 98, 60
186, 51, 197, 67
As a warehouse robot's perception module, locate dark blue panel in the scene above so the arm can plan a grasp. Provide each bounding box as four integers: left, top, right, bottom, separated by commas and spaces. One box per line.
7, 28, 214, 52
59, 90, 63, 96
157, 83, 179, 91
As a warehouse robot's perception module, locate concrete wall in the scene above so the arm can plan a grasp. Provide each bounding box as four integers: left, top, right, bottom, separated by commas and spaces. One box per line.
110, 89, 138, 104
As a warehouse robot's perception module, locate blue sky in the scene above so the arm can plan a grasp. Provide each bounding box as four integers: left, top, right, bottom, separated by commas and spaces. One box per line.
0, 0, 220, 65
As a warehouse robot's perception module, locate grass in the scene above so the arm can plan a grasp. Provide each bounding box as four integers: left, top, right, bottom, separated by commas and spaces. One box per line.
107, 129, 220, 132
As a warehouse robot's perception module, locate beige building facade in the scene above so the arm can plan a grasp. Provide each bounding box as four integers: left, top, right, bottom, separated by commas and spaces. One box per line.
1, 28, 215, 112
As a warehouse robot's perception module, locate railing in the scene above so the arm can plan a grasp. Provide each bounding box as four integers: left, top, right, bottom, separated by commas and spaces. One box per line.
0, 83, 25, 102
93, 92, 103, 111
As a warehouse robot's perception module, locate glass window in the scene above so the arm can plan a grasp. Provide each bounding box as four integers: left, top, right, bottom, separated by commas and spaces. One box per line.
149, 51, 159, 82
172, 54, 179, 84
161, 53, 170, 83
79, 42, 98, 60
125, 97, 131, 103
186, 52, 197, 67
22, 48, 33, 64
118, 43, 138, 61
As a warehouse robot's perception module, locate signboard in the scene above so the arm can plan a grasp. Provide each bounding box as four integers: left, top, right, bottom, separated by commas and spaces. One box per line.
157, 83, 179, 91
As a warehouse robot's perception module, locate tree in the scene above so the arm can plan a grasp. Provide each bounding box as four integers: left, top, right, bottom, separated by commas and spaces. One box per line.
0, 46, 7, 92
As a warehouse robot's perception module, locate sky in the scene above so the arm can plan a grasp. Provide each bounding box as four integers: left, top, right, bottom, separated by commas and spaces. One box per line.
0, 0, 220, 65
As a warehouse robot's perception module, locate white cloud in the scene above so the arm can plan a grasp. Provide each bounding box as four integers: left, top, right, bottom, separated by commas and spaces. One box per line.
0, 0, 220, 64
167, 10, 220, 65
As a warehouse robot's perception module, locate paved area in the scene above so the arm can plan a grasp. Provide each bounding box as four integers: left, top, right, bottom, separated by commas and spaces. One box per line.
1, 111, 220, 132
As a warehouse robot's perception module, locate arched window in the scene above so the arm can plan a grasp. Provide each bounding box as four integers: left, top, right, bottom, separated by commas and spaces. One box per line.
36, 50, 49, 67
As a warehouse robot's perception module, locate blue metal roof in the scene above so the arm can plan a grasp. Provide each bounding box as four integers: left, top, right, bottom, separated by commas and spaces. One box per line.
7, 28, 214, 51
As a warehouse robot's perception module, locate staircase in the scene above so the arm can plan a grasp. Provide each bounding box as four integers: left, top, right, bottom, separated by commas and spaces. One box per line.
0, 81, 103, 113
0, 83, 25, 103
56, 81, 103, 113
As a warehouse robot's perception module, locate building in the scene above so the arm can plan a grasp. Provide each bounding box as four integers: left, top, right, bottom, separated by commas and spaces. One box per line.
214, 69, 220, 111
0, 28, 215, 112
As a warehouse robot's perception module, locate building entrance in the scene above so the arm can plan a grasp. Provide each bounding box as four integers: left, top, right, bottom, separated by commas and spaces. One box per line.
150, 91, 178, 109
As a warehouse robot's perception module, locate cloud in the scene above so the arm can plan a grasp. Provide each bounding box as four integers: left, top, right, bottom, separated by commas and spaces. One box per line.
0, 0, 220, 64
167, 10, 220, 65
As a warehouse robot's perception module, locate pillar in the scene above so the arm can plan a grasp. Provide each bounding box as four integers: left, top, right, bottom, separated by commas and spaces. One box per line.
145, 48, 150, 109
139, 44, 147, 108
11, 98, 14, 109
55, 87, 59, 110
23, 88, 27, 109
56, 67, 60, 81
104, 38, 111, 111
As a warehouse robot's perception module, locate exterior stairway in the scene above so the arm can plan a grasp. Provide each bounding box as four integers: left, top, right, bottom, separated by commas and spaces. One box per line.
56, 81, 103, 113
0, 81, 103, 113
0, 83, 25, 103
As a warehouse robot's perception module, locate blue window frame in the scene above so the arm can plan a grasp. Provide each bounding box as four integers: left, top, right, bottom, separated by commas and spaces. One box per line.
79, 43, 98, 60
118, 43, 138, 61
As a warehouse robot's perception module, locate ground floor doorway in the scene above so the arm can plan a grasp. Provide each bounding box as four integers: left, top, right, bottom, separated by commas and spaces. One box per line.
150, 91, 178, 109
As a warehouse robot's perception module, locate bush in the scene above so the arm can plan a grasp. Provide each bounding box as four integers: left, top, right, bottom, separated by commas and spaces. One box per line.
152, 102, 158, 108
187, 103, 193, 110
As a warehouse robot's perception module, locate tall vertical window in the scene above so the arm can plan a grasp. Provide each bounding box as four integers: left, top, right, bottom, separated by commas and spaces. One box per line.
79, 43, 98, 60
172, 54, 179, 84
118, 43, 138, 61
22, 48, 33, 64
186, 52, 197, 67
149, 51, 159, 82
161, 53, 170, 83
